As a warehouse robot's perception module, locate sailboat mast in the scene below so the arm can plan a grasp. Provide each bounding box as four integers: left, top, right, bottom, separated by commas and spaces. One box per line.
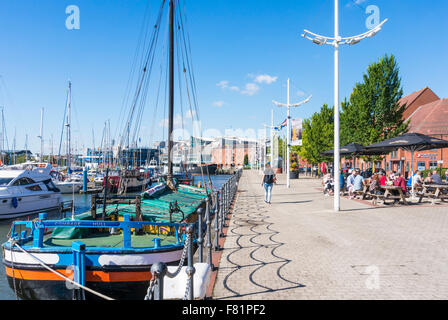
66, 81, 72, 169
167, 0, 175, 180
39, 108, 44, 162
0, 107, 3, 165
25, 133, 28, 162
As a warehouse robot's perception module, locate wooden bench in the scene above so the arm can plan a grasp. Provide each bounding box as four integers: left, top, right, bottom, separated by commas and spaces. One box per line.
380, 185, 408, 205
418, 184, 448, 205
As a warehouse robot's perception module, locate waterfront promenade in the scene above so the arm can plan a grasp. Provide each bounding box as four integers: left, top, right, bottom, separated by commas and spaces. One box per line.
211, 170, 448, 300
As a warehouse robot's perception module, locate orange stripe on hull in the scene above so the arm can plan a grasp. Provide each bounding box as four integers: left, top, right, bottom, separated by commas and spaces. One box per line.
5, 267, 152, 282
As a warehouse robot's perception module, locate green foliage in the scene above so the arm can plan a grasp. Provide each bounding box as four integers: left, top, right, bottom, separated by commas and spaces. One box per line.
340, 54, 409, 151
298, 104, 334, 164
298, 54, 410, 165
243, 154, 249, 166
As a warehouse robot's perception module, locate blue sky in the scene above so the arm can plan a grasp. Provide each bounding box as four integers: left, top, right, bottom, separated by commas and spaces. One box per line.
0, 0, 447, 154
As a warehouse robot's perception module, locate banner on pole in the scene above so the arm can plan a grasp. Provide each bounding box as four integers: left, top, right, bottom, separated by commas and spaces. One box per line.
290, 118, 303, 146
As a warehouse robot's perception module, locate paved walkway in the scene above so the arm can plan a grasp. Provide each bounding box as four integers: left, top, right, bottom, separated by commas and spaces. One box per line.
211, 170, 448, 300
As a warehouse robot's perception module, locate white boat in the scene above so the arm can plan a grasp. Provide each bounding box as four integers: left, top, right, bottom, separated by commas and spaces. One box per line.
0, 163, 62, 219
53, 180, 83, 194
50, 171, 83, 194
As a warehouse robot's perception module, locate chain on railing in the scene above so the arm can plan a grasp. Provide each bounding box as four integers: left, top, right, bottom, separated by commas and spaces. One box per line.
146, 169, 243, 300
146, 224, 195, 300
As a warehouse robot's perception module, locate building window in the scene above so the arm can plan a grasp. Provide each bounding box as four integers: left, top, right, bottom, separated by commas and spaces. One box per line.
429, 162, 438, 169
417, 162, 426, 171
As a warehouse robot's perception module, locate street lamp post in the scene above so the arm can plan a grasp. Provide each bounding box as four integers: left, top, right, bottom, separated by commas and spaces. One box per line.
273, 79, 312, 188
263, 110, 276, 167
302, 0, 387, 212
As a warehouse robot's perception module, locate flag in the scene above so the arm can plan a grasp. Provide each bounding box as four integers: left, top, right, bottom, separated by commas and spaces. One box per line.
275, 119, 287, 131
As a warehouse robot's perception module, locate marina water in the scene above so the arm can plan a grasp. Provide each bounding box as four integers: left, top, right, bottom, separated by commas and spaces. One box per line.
0, 175, 231, 300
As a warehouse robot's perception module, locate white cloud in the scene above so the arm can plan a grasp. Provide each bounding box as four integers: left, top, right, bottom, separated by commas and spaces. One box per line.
216, 80, 229, 89
186, 109, 196, 119
158, 114, 184, 128
253, 74, 278, 84
217, 80, 240, 92
212, 101, 225, 108
241, 83, 260, 96
346, 0, 367, 7
297, 90, 305, 97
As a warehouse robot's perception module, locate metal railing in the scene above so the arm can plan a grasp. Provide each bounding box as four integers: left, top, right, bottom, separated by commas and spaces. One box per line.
148, 168, 242, 300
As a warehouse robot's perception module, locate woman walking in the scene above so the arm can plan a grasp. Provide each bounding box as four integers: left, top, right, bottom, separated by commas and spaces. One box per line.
262, 163, 276, 204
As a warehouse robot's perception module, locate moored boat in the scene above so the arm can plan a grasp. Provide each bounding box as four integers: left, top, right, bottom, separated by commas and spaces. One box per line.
0, 163, 61, 220
2, 181, 209, 300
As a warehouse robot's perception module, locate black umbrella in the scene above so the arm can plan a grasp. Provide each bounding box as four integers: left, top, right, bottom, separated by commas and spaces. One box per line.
322, 143, 365, 156
321, 143, 384, 169
365, 132, 448, 195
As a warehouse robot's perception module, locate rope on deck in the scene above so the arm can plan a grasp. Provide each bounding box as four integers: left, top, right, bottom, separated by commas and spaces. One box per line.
10, 241, 115, 300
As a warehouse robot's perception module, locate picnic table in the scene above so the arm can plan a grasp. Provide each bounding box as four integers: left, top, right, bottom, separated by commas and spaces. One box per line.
353, 183, 370, 200
417, 183, 448, 205
378, 185, 408, 205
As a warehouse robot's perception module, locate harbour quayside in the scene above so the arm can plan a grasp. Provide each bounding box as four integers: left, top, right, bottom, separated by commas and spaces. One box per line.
1, 0, 224, 300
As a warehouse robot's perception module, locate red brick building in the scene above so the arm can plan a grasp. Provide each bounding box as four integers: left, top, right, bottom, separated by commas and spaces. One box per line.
385, 89, 448, 177
349, 87, 448, 177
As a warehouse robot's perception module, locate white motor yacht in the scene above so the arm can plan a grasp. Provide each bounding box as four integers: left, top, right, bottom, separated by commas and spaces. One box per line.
51, 171, 83, 194
0, 163, 62, 219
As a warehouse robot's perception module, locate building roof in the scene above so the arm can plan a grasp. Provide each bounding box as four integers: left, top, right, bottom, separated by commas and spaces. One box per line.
399, 87, 440, 120
407, 98, 448, 135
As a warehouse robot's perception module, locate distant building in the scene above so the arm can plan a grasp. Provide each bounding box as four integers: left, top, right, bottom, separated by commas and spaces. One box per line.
211, 137, 258, 168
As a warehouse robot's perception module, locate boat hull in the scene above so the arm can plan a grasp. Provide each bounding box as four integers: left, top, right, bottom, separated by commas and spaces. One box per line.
54, 182, 83, 194
2, 246, 186, 300
0, 193, 61, 220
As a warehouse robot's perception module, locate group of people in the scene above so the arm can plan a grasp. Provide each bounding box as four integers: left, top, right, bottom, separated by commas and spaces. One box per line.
323, 168, 448, 199
262, 162, 447, 204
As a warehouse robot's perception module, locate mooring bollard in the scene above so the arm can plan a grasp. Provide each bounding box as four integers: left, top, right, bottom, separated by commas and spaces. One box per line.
205, 197, 214, 270
186, 224, 196, 300
72, 241, 86, 300
150, 262, 168, 300
197, 207, 204, 263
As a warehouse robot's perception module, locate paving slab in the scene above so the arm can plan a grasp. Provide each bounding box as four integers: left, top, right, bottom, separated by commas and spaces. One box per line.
211, 170, 448, 300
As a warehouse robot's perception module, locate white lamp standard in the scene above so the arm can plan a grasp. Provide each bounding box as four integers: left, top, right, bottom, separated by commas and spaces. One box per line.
302, 0, 387, 212
263, 110, 275, 167
273, 78, 312, 188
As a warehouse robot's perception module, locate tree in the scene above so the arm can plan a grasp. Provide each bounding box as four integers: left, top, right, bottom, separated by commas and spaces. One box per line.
243, 154, 249, 166
340, 54, 409, 148
297, 104, 334, 164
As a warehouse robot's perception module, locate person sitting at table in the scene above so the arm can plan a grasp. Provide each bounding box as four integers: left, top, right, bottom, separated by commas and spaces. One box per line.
378, 171, 387, 186
340, 169, 346, 193
369, 173, 381, 195
388, 171, 396, 181
432, 170, 444, 184
424, 172, 433, 184
393, 173, 408, 196
413, 170, 423, 188
322, 173, 334, 196
407, 170, 417, 188
348, 169, 365, 199
346, 170, 355, 198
